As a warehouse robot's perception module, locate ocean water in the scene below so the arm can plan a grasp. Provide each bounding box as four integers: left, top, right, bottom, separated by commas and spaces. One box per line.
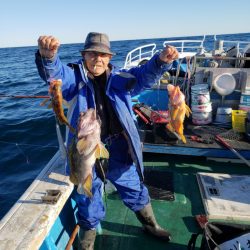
0, 33, 250, 220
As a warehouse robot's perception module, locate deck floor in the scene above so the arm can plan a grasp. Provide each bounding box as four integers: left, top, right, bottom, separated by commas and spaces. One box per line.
94, 154, 250, 250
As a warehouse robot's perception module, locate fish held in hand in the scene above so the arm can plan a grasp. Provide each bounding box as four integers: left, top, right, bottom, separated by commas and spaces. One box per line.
166, 84, 191, 143
69, 109, 109, 197
49, 79, 75, 134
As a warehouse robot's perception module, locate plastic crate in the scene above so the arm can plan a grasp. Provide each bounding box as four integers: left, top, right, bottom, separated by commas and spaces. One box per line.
232, 110, 247, 132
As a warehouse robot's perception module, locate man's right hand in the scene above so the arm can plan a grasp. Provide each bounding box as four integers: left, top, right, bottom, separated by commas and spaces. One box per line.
38, 36, 60, 59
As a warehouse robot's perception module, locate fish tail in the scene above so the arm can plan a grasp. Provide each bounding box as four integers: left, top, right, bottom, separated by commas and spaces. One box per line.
67, 123, 76, 134
83, 174, 93, 198
180, 134, 187, 144
40, 99, 50, 107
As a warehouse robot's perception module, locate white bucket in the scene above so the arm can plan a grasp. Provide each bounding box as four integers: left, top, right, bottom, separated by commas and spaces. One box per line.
192, 111, 212, 125
192, 115, 212, 125
191, 84, 210, 105
192, 111, 212, 120
191, 102, 212, 113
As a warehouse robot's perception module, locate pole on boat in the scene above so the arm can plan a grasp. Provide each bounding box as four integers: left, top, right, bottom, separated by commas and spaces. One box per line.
65, 224, 80, 250
0, 94, 50, 99
215, 135, 250, 167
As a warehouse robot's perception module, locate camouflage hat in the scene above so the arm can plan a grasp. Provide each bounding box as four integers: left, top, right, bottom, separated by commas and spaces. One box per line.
81, 32, 115, 55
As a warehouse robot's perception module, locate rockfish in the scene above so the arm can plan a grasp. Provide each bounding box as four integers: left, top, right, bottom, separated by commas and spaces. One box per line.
69, 109, 109, 197
49, 79, 75, 134
166, 84, 191, 143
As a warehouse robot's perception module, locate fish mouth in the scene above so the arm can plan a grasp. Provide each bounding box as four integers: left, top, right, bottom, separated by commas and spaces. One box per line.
77, 122, 99, 139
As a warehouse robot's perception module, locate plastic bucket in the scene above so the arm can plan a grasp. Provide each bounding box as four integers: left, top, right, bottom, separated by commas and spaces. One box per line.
239, 105, 250, 112
191, 84, 210, 105
192, 111, 212, 125
191, 102, 212, 113
232, 110, 247, 132
214, 107, 232, 124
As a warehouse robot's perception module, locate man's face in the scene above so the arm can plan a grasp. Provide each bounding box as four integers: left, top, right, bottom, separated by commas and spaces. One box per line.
83, 51, 112, 76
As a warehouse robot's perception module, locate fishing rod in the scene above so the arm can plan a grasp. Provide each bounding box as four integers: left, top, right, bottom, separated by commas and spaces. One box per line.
0, 94, 50, 99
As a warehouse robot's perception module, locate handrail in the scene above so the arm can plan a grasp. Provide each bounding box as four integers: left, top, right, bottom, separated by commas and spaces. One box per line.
124, 43, 156, 69
213, 35, 250, 56
163, 35, 206, 54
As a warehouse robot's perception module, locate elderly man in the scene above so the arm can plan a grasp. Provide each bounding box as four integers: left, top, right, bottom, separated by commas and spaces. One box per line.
35, 32, 178, 250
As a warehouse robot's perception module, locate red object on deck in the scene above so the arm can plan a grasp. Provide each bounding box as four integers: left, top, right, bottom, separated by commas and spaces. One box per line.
151, 110, 170, 123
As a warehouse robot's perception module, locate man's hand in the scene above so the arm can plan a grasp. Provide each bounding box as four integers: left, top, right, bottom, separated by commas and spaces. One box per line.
38, 36, 60, 59
159, 45, 179, 64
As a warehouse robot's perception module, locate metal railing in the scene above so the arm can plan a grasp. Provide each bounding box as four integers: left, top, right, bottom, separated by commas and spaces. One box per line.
163, 35, 206, 57
124, 43, 157, 69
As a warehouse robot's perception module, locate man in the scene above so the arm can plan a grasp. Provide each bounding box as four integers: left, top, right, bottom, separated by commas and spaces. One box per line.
36, 32, 178, 250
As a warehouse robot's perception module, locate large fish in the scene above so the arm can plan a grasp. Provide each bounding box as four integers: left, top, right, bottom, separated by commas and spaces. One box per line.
69, 109, 109, 197
166, 84, 191, 143
49, 79, 75, 134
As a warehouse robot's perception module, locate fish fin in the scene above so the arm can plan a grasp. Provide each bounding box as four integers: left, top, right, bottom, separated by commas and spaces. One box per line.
76, 139, 89, 155
62, 99, 70, 108
166, 123, 175, 132
40, 99, 50, 107
47, 102, 53, 109
95, 144, 109, 159
185, 104, 192, 117
83, 174, 93, 198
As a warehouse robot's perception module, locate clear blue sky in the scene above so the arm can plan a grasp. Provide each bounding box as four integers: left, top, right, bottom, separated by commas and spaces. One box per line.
0, 0, 249, 48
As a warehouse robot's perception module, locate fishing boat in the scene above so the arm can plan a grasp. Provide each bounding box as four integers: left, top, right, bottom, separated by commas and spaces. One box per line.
1, 35, 250, 250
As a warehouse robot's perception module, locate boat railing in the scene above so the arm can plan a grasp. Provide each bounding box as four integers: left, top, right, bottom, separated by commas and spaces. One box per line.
214, 35, 250, 56
163, 35, 206, 58
124, 43, 157, 69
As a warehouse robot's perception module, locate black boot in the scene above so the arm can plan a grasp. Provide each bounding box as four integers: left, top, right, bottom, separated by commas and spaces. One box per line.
79, 228, 96, 250
135, 203, 171, 241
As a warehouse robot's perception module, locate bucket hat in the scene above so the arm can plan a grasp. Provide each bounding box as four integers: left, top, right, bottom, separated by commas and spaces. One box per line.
81, 32, 115, 55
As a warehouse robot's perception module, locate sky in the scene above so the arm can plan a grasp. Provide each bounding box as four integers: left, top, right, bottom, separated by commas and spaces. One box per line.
0, 0, 250, 48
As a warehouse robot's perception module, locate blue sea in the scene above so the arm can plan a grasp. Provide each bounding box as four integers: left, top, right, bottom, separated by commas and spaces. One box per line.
0, 33, 250, 220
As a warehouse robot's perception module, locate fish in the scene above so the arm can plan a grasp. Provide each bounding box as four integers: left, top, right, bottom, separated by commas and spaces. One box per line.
69, 109, 109, 197
48, 79, 75, 134
166, 84, 191, 143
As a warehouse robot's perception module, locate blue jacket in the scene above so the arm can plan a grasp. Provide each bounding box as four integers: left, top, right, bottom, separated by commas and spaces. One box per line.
35, 52, 172, 179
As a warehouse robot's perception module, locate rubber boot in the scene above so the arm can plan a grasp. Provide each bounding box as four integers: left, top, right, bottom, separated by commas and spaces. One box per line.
79, 228, 96, 250
135, 203, 171, 241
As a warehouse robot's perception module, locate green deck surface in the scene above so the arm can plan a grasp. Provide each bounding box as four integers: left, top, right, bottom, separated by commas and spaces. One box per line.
94, 153, 250, 250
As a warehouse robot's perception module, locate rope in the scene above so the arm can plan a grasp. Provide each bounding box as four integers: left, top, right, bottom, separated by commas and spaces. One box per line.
0, 140, 58, 165
0, 140, 58, 148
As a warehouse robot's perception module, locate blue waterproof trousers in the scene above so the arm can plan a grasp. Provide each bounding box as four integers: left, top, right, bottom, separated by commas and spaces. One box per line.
73, 133, 149, 229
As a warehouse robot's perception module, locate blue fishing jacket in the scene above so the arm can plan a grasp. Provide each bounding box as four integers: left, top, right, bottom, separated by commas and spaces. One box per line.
35, 52, 172, 179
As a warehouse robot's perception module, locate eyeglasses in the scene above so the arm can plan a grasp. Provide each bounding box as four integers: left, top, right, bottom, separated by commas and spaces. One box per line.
85, 51, 110, 58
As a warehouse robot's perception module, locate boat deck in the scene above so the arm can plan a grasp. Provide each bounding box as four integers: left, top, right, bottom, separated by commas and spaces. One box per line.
93, 153, 250, 250
139, 122, 250, 159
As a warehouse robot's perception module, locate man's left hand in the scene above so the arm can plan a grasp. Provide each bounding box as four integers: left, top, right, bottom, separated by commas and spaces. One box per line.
159, 45, 179, 64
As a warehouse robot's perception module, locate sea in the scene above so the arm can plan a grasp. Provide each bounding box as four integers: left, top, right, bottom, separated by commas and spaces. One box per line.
0, 33, 250, 220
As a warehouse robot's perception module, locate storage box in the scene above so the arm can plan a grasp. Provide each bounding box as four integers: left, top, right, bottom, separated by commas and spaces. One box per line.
232, 110, 247, 132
